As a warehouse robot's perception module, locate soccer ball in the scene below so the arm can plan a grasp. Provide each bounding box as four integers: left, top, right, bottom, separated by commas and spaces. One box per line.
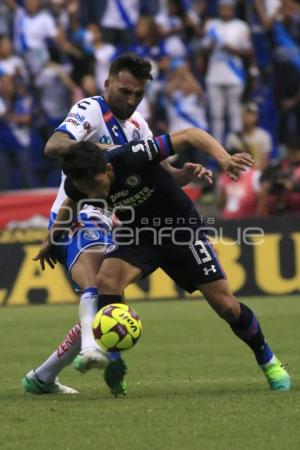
92, 303, 142, 352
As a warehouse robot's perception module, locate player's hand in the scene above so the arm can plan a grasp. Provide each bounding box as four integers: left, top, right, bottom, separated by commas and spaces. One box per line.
221, 153, 254, 181
183, 162, 213, 184
32, 239, 57, 271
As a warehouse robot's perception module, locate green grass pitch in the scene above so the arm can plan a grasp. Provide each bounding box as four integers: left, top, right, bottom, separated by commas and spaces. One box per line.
1, 297, 300, 450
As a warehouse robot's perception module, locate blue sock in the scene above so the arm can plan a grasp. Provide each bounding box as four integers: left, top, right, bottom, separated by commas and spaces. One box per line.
229, 303, 274, 365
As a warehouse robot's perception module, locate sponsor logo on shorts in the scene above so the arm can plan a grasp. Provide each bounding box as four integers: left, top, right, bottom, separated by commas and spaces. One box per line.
125, 175, 141, 188
83, 230, 100, 241
203, 265, 217, 276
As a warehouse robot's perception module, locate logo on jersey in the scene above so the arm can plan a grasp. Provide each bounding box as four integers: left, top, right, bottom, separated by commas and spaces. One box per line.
112, 125, 119, 137
125, 175, 141, 188
83, 230, 100, 241
132, 129, 140, 140
83, 122, 91, 134
67, 112, 85, 123
66, 118, 80, 127
128, 118, 140, 130
103, 111, 113, 122
99, 135, 112, 145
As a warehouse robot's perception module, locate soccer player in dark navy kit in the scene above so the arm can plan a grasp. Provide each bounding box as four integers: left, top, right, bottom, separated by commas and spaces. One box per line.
61, 127, 291, 392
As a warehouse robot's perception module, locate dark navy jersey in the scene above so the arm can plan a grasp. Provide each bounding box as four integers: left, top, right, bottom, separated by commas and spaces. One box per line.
64, 135, 203, 233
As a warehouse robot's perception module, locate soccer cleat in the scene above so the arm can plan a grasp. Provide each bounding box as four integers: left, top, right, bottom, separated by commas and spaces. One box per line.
22, 370, 79, 394
261, 357, 291, 391
73, 346, 110, 373
104, 358, 128, 397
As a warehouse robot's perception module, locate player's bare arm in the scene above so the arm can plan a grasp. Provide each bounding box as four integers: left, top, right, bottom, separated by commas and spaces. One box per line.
169, 128, 254, 180
45, 132, 114, 158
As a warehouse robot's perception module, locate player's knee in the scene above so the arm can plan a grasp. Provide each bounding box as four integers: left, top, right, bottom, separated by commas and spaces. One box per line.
96, 271, 117, 293
217, 298, 240, 322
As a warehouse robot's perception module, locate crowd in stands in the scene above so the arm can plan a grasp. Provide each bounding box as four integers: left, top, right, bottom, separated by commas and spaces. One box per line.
0, 0, 300, 218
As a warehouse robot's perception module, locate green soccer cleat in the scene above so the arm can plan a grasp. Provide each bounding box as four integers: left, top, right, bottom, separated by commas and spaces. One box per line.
261, 357, 291, 391
73, 347, 110, 373
22, 370, 79, 394
104, 359, 128, 397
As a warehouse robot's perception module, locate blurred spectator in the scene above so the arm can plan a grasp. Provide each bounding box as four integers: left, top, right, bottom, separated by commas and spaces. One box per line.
217, 150, 261, 219
271, 0, 300, 143
200, 0, 253, 143
258, 135, 300, 216
165, 62, 208, 132
34, 49, 75, 137
13, 0, 59, 75
155, 0, 199, 61
79, 0, 105, 27
226, 102, 272, 170
88, 23, 116, 94
0, 75, 33, 190
78, 74, 98, 98
254, 0, 282, 30
0, 34, 28, 83
0, 0, 14, 35
100, 0, 140, 47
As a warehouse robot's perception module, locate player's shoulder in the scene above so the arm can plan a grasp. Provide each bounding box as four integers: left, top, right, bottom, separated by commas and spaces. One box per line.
129, 111, 151, 132
71, 96, 102, 118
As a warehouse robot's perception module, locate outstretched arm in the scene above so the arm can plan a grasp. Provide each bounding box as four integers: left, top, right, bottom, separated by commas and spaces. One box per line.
169, 128, 253, 180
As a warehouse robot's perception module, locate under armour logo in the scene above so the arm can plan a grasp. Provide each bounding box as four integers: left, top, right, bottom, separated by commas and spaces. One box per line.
203, 265, 217, 276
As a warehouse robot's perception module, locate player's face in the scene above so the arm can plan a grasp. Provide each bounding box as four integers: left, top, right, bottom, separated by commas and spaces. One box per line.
105, 70, 147, 120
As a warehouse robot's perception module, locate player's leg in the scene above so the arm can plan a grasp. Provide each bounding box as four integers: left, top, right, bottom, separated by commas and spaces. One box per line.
22, 246, 106, 394
22, 323, 81, 394
70, 246, 114, 372
199, 279, 291, 391
160, 237, 291, 391
71, 246, 105, 351
95, 254, 152, 396
96, 257, 143, 306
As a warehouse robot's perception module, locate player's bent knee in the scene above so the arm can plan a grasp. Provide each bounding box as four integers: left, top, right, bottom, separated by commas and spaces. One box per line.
96, 271, 119, 293
216, 300, 240, 322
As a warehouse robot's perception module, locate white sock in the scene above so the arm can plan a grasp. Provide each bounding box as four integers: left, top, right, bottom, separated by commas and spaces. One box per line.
35, 323, 81, 384
79, 287, 98, 351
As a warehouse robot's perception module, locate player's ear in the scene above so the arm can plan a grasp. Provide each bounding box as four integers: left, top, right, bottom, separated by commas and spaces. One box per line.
104, 78, 110, 91
106, 163, 113, 175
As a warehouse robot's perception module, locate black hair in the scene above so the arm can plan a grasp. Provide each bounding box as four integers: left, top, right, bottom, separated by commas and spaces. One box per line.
62, 141, 108, 181
109, 53, 153, 81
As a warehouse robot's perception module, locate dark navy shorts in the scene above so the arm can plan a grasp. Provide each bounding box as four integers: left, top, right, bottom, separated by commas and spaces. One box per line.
103, 232, 226, 293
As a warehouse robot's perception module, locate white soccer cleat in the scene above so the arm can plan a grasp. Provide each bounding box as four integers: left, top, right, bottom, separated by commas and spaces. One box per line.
73, 347, 110, 373
22, 370, 79, 394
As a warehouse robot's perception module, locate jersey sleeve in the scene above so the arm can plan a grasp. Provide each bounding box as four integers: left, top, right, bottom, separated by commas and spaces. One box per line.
107, 135, 174, 170
133, 111, 153, 139
55, 97, 101, 141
